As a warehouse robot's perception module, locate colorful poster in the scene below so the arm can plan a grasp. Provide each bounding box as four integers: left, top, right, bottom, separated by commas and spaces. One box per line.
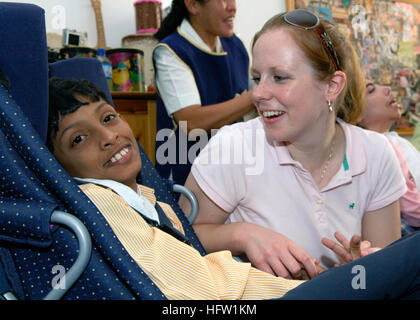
289, 0, 420, 130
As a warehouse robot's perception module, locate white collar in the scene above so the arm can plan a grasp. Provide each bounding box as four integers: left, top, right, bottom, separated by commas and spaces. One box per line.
75, 177, 160, 224
180, 18, 223, 53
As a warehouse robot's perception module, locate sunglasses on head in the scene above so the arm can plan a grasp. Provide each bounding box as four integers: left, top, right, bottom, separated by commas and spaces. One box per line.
282, 9, 340, 71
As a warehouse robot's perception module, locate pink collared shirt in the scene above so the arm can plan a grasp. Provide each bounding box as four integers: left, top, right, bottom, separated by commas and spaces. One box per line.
192, 118, 407, 267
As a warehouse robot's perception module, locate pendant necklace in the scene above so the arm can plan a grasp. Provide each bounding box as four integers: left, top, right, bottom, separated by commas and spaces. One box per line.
320, 135, 336, 182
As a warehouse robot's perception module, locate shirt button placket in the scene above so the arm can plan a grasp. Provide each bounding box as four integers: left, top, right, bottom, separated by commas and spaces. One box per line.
315, 197, 328, 226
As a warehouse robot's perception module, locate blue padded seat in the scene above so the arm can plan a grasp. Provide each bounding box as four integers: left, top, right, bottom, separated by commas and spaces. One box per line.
49, 58, 113, 106
0, 3, 164, 299
0, 2, 48, 143
0, 79, 166, 300
0, 2, 204, 300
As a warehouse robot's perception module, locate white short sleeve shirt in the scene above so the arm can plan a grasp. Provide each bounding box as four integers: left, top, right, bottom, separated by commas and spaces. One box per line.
153, 19, 223, 116
191, 118, 407, 267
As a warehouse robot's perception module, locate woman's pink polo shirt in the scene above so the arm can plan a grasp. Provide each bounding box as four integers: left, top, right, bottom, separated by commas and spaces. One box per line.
191, 117, 406, 268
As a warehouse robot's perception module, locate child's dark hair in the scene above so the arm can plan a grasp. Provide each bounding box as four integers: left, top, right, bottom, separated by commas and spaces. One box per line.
47, 77, 111, 152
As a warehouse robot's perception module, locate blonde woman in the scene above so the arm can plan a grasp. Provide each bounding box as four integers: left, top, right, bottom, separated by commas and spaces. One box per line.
184, 10, 406, 279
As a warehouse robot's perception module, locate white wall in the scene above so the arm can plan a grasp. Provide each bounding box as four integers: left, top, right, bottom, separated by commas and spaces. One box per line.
8, 0, 138, 48
6, 0, 285, 52
235, 0, 286, 52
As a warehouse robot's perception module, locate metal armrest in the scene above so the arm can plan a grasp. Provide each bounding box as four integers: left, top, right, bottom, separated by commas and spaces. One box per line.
44, 211, 92, 300
1, 292, 17, 300
172, 184, 198, 224
1, 211, 92, 300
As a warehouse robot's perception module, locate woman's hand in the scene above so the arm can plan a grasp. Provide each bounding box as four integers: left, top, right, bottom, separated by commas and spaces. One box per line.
241, 224, 320, 280
321, 232, 381, 266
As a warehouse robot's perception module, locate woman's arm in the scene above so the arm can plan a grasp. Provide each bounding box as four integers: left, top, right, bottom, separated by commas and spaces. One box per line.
173, 91, 255, 133
179, 171, 244, 254
179, 173, 319, 279
154, 45, 255, 134
362, 200, 401, 248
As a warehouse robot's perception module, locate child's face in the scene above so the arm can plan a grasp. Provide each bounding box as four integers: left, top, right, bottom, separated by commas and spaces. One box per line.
51, 97, 142, 191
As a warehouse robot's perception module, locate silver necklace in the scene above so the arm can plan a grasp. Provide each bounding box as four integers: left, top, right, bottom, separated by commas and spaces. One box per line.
320, 136, 336, 182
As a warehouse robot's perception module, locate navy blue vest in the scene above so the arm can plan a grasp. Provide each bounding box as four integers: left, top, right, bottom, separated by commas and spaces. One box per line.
155, 29, 249, 186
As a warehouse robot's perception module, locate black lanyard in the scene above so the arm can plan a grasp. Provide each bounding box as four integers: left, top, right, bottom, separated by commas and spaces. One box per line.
75, 181, 192, 246
138, 202, 191, 246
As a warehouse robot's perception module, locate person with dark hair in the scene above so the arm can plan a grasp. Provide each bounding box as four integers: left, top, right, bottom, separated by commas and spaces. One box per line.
357, 81, 420, 235
47, 77, 111, 152
46, 76, 420, 300
153, 0, 255, 186
184, 9, 406, 280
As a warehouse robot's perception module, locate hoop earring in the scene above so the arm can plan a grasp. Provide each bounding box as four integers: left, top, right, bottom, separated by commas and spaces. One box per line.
327, 99, 333, 112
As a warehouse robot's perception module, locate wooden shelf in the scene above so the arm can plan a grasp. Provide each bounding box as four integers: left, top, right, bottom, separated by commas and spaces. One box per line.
111, 91, 157, 164
111, 91, 156, 100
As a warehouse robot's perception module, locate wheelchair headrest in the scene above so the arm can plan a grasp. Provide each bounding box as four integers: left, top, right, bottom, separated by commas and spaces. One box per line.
0, 2, 49, 142
49, 58, 114, 106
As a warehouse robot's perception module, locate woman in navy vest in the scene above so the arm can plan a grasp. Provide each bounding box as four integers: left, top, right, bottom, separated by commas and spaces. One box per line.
153, 0, 255, 186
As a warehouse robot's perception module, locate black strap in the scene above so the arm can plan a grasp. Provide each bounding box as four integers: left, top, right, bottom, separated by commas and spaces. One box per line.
75, 181, 192, 246
137, 202, 191, 246
153, 202, 191, 246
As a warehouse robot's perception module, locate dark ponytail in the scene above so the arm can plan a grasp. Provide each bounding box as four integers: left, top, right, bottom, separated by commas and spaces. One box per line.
154, 0, 207, 41
154, 0, 189, 40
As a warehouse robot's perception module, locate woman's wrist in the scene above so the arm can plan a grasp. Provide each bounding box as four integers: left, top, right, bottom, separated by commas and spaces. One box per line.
230, 222, 254, 255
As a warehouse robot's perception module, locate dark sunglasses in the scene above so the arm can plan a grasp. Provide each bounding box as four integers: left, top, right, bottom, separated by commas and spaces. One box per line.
282, 9, 340, 71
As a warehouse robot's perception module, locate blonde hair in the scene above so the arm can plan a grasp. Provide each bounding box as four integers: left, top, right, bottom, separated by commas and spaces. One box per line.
252, 13, 365, 124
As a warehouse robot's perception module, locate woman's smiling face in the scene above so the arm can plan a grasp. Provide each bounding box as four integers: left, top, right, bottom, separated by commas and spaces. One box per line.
51, 97, 141, 191
251, 27, 330, 144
